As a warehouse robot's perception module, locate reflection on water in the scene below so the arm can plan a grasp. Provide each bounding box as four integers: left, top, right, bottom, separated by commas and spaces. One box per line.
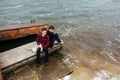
0, 0, 120, 80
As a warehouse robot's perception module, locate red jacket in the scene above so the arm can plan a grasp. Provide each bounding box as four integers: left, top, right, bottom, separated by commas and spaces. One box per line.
36, 33, 49, 48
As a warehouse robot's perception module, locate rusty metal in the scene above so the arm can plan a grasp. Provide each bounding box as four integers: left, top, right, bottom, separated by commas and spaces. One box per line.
0, 22, 48, 41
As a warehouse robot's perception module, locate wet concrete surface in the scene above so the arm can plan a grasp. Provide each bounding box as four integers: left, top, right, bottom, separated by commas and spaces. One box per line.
3, 53, 72, 80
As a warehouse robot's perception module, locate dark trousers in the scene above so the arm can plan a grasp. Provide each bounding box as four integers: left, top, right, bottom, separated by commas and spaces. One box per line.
36, 47, 48, 64
49, 34, 61, 47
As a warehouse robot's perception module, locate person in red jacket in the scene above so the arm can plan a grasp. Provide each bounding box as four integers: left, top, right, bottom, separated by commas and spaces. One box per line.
36, 28, 49, 67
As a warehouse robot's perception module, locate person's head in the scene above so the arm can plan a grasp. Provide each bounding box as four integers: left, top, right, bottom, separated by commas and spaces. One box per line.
49, 25, 55, 33
41, 28, 47, 37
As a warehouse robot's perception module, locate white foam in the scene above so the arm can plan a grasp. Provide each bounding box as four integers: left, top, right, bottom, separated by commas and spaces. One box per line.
93, 70, 111, 80
114, 34, 120, 42
100, 49, 117, 62
93, 70, 120, 80
74, 60, 79, 63
57, 25, 73, 37
107, 41, 112, 46
1, 5, 24, 10
90, 60, 97, 63
110, 77, 120, 80
67, 53, 76, 59
115, 37, 120, 43
118, 34, 120, 38
37, 13, 55, 17
62, 58, 74, 67
108, 52, 117, 62
62, 58, 71, 65
12, 5, 24, 9
58, 74, 71, 80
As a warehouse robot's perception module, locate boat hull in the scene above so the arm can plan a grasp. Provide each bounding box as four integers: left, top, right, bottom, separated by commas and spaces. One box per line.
0, 22, 48, 41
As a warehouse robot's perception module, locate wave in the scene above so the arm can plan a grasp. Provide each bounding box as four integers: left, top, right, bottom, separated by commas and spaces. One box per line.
93, 70, 120, 80
0, 5, 24, 10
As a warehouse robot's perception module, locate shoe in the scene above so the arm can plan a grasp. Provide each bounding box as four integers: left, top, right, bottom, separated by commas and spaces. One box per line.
61, 41, 64, 44
45, 61, 49, 66
36, 63, 41, 68
60, 40, 64, 44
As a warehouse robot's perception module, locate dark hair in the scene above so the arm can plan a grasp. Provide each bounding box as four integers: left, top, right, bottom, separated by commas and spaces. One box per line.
49, 25, 54, 30
41, 28, 47, 31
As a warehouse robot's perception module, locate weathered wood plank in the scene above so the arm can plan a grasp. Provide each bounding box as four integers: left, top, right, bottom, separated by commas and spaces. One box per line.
0, 22, 48, 41
0, 42, 62, 73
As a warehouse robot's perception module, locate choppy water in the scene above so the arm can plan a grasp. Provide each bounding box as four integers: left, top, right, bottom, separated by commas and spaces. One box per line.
0, 0, 120, 80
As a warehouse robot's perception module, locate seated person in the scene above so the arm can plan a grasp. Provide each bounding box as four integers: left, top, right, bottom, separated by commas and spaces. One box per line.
36, 28, 49, 67
47, 25, 63, 47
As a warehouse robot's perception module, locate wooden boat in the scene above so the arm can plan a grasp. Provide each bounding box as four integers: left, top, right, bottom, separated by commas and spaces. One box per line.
0, 22, 48, 41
